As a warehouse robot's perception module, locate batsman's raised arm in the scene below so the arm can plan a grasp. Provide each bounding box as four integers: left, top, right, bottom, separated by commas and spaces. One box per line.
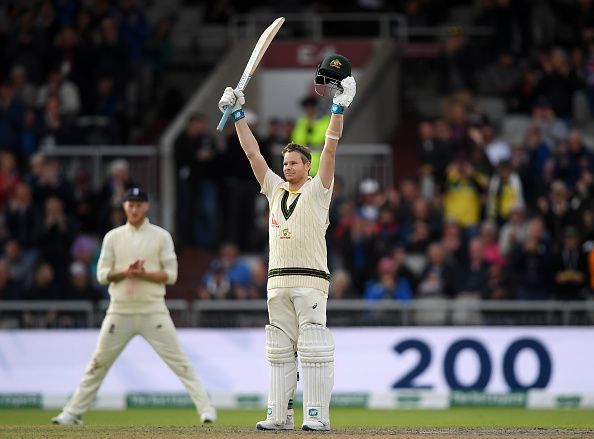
318, 76, 356, 189
218, 87, 269, 186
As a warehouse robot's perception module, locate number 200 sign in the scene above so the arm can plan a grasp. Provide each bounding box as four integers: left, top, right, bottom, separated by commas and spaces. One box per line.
393, 338, 552, 390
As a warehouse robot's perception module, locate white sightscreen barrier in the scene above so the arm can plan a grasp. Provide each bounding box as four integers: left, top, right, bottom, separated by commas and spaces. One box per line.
0, 327, 592, 395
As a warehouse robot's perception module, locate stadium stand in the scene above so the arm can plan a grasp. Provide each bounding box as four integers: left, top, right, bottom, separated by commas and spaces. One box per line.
1, 0, 594, 329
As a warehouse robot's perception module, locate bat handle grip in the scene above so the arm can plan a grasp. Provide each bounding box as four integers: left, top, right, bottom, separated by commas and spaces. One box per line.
216, 106, 233, 131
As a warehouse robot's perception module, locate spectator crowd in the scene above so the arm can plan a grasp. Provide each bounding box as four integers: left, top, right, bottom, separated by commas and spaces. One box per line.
2, 1, 594, 329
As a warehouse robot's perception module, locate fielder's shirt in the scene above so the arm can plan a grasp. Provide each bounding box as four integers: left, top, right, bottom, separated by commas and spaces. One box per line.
96, 218, 178, 314
262, 168, 333, 293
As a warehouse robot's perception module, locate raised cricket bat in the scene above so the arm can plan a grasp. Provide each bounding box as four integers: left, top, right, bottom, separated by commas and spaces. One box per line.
216, 17, 285, 131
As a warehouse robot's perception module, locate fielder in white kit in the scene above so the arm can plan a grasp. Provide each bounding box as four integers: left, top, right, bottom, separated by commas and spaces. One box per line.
52, 187, 216, 425
218, 54, 356, 431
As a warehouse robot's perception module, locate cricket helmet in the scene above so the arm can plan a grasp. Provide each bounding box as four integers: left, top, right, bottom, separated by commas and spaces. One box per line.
314, 54, 351, 97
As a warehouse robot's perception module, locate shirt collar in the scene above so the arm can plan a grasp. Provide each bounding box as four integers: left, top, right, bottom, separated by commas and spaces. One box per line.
126, 218, 150, 231
281, 176, 312, 194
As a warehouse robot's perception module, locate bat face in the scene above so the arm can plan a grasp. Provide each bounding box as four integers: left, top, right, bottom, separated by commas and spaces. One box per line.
217, 17, 285, 131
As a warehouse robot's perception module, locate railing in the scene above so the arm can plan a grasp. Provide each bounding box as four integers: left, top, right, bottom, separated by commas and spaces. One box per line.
227, 12, 493, 41
2, 299, 593, 329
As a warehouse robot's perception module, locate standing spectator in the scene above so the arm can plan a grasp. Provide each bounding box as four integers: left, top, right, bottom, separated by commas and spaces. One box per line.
117, 0, 149, 117
35, 196, 77, 289
173, 113, 220, 249
145, 17, 173, 104
436, 27, 476, 94
486, 159, 525, 225
221, 111, 264, 251
443, 159, 487, 232
418, 119, 453, 195
290, 96, 330, 176
36, 67, 81, 116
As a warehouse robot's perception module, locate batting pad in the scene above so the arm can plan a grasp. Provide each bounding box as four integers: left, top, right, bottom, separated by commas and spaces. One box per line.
297, 323, 335, 425
265, 325, 297, 424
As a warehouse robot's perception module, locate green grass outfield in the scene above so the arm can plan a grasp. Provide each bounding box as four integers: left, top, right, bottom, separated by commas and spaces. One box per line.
0, 408, 593, 438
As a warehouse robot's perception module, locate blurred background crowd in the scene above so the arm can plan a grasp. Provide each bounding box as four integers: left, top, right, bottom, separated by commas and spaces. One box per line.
1, 0, 594, 328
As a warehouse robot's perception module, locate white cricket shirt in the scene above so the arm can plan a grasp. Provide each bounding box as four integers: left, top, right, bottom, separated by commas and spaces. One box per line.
261, 169, 333, 293
96, 218, 178, 314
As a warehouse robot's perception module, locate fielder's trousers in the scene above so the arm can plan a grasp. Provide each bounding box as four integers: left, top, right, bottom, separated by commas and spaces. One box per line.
63, 312, 211, 416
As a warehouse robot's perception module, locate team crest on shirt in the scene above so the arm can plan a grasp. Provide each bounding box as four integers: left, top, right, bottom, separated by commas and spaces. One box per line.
280, 228, 292, 239
271, 212, 280, 228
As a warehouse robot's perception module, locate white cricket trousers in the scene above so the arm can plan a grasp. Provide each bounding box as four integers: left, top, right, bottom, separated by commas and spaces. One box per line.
63, 312, 212, 416
267, 287, 327, 343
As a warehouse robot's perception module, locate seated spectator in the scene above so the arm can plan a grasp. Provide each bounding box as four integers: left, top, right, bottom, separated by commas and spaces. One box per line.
198, 259, 232, 300
480, 220, 505, 268
0, 259, 24, 301
486, 263, 511, 300
0, 151, 22, 211
553, 226, 589, 300
30, 156, 75, 212
363, 256, 413, 301
37, 95, 79, 147
0, 80, 25, 153
219, 243, 252, 295
555, 130, 594, 189
417, 242, 457, 298
97, 158, 134, 223
22, 262, 61, 329
247, 258, 268, 300
10, 64, 37, 109
531, 96, 568, 149
5, 182, 37, 250
543, 180, 581, 251
1, 239, 36, 291
455, 236, 491, 299
499, 205, 529, 257
329, 268, 358, 299
64, 261, 103, 302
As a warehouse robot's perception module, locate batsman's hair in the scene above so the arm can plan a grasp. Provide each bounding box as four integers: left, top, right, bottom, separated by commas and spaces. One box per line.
282, 143, 312, 164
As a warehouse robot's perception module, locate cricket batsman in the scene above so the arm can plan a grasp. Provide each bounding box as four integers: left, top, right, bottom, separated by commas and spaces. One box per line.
218, 54, 356, 431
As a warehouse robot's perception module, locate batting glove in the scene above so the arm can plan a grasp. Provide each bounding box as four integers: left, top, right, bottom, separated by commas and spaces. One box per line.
218, 87, 245, 113
333, 76, 356, 108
